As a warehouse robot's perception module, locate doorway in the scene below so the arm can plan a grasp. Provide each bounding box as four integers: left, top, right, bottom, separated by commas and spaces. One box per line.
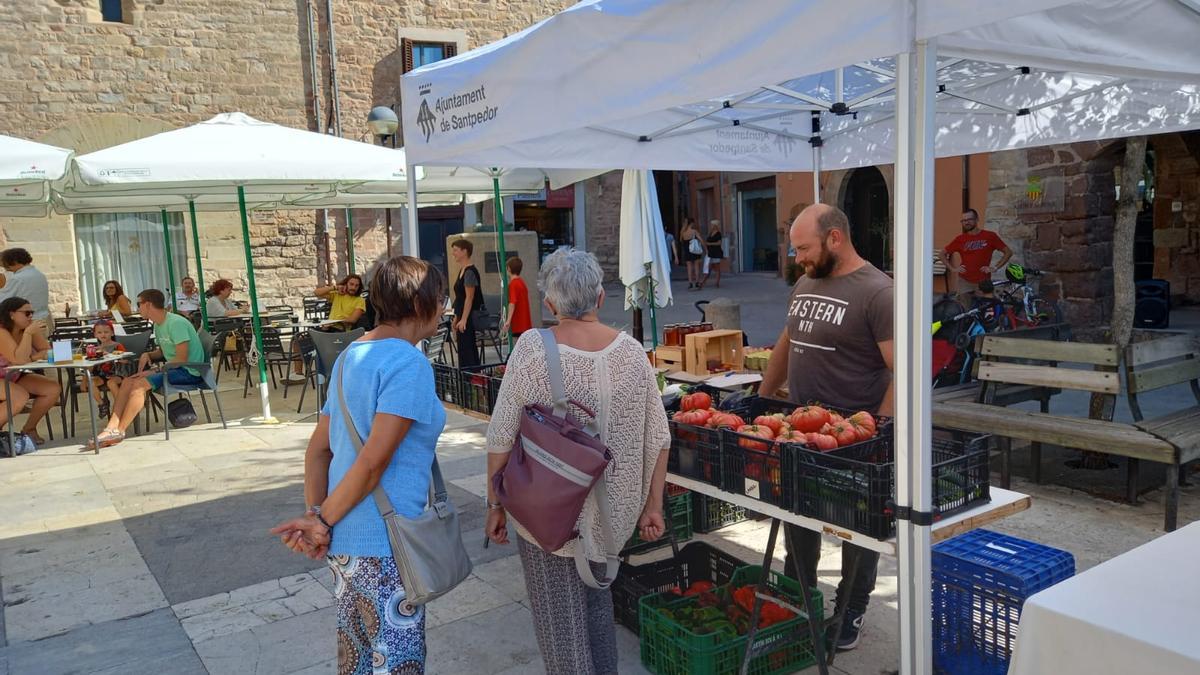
842, 167, 891, 271
739, 188, 778, 272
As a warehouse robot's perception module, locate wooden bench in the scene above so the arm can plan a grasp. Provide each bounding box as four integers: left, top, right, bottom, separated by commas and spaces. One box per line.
933, 334, 1190, 531
1124, 334, 1200, 528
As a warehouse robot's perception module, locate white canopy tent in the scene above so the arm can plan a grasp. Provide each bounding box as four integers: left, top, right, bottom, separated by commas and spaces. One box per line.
618, 169, 674, 345
0, 135, 74, 217
399, 1, 1200, 673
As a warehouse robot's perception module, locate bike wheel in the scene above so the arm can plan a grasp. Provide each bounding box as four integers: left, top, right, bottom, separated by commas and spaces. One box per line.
1031, 298, 1064, 325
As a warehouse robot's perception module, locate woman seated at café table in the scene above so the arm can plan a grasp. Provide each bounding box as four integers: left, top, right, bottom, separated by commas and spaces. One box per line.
99, 280, 133, 319
205, 279, 248, 318
0, 297, 62, 446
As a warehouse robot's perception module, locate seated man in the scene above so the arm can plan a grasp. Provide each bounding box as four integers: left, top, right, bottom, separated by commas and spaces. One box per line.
89, 288, 205, 448
286, 274, 366, 383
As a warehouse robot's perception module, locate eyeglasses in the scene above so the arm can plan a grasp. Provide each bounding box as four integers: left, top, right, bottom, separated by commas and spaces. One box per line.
19, 310, 34, 316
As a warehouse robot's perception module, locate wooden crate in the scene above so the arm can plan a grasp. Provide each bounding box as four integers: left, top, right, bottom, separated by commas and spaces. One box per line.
684, 329, 744, 375
654, 345, 685, 372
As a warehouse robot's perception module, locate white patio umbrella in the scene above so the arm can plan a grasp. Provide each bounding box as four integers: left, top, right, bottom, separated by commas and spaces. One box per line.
400, 2, 1200, 673
0, 134, 73, 217
618, 169, 673, 346
64, 112, 419, 422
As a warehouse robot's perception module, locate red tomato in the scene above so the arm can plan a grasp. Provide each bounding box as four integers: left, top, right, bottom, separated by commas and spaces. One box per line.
707, 412, 745, 429
753, 415, 785, 434
848, 411, 877, 436
776, 430, 807, 444
736, 424, 776, 451
848, 419, 874, 442
681, 391, 713, 412
821, 422, 859, 447
682, 580, 715, 596
672, 409, 712, 426
787, 405, 831, 433
828, 411, 845, 426
803, 431, 839, 452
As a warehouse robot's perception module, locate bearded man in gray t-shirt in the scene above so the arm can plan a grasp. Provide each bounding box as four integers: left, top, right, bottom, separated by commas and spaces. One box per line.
760, 203, 894, 651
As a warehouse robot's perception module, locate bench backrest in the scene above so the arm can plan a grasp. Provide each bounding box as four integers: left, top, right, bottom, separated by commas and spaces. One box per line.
973, 335, 1121, 395
1124, 334, 1200, 421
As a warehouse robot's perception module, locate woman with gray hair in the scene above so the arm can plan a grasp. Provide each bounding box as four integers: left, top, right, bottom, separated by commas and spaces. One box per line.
484, 248, 671, 674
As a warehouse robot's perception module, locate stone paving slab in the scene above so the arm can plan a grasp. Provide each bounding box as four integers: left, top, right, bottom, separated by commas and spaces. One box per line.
194, 607, 336, 675
0, 607, 204, 675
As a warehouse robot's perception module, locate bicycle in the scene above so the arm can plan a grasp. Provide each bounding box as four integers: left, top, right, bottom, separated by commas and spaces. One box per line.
931, 303, 989, 388
985, 264, 1063, 330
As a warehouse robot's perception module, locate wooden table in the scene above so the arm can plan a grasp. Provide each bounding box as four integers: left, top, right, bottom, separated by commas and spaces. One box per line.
4, 352, 137, 455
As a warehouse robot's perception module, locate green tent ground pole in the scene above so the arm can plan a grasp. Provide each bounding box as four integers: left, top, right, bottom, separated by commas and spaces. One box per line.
345, 208, 356, 274
159, 209, 178, 311
188, 200, 208, 330
492, 172, 511, 352
238, 186, 275, 422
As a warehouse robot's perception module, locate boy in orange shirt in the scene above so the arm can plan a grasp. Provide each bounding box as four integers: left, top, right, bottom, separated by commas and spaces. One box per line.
500, 257, 533, 339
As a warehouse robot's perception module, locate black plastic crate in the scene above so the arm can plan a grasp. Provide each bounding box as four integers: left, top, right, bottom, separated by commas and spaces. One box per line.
432, 362, 460, 405
792, 429, 991, 539
665, 385, 751, 488
691, 492, 749, 533
458, 362, 506, 415
611, 541, 749, 633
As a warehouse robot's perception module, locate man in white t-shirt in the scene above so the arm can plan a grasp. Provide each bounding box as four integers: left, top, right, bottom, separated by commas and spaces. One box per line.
0, 248, 50, 321
170, 276, 202, 314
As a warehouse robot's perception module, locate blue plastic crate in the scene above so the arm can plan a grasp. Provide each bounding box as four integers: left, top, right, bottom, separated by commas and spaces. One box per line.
932, 529, 1074, 675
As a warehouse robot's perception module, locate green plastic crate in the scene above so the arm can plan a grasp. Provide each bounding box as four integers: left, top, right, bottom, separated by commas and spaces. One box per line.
623, 490, 693, 555
638, 566, 824, 675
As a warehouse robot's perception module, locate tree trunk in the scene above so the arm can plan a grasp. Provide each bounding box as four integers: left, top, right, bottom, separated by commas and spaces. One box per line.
1112, 136, 1147, 350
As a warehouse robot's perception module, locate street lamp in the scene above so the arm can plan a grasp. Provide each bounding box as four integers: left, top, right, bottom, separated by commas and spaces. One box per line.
368, 106, 400, 257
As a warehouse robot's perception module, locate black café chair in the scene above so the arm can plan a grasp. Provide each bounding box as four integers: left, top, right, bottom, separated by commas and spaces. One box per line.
146, 330, 227, 440
241, 326, 292, 398
301, 328, 364, 414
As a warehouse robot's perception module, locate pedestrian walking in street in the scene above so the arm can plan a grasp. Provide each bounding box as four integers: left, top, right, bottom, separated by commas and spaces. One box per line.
698, 219, 725, 289
483, 248, 671, 674
760, 203, 894, 651
680, 217, 704, 290
271, 256, 448, 675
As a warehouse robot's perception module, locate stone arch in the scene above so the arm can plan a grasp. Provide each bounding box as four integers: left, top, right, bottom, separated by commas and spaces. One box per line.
835, 166, 893, 270
36, 113, 174, 154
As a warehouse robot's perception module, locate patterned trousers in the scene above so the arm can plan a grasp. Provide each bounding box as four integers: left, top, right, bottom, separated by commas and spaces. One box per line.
329, 555, 426, 675
517, 537, 619, 674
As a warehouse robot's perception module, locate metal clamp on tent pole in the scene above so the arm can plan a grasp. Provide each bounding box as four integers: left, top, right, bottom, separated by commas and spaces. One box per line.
887, 500, 937, 526
809, 112, 822, 147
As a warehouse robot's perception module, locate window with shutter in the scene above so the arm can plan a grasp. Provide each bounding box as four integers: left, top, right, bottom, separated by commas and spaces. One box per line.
401, 40, 458, 72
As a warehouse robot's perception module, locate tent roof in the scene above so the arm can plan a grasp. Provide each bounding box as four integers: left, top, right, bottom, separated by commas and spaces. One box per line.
401, 0, 1200, 170
0, 135, 74, 216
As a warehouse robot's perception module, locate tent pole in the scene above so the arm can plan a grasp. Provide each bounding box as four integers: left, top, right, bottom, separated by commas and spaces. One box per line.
647, 264, 658, 349
894, 39, 937, 675
406, 160, 419, 258
188, 200, 208, 330
238, 186, 274, 422
492, 171, 511, 351
159, 209, 178, 311
811, 112, 822, 204
345, 208, 356, 274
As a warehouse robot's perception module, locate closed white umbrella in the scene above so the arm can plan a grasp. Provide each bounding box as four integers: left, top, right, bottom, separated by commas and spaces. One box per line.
0, 134, 73, 217
619, 169, 673, 347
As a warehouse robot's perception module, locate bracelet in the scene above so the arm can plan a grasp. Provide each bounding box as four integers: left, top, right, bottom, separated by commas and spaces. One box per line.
307, 506, 334, 531
486, 501, 505, 511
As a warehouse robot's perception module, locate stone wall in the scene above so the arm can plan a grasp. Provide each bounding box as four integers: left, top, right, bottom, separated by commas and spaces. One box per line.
1148, 132, 1200, 302
584, 171, 623, 280
0, 0, 582, 309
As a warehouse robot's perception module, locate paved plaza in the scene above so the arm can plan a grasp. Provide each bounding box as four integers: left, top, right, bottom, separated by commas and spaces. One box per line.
0, 276, 1196, 674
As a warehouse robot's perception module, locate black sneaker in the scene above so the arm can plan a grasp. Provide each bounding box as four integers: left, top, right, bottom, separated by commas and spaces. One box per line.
830, 610, 865, 651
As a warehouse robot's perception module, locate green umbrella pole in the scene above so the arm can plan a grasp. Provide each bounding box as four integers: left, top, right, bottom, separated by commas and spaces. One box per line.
188, 200, 208, 330
492, 172, 511, 352
345, 208, 356, 274
159, 209, 178, 313
238, 186, 273, 422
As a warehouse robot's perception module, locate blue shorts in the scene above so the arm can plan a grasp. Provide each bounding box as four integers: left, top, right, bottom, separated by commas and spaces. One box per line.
146, 369, 205, 391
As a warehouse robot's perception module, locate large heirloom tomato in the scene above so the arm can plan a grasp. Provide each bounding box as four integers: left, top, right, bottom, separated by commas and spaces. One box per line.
787, 405, 831, 433
681, 391, 713, 412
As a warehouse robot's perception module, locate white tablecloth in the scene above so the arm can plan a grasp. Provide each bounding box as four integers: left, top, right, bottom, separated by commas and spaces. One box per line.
1009, 521, 1200, 675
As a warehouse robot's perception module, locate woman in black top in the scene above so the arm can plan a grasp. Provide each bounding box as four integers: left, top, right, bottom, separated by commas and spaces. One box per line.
699, 219, 724, 289
450, 238, 482, 367
679, 217, 703, 290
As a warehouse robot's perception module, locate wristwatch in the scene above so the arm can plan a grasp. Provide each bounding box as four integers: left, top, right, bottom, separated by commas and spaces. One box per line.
307, 505, 334, 531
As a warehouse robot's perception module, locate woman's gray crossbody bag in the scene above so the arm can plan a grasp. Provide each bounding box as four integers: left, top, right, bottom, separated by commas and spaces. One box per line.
336, 361, 472, 605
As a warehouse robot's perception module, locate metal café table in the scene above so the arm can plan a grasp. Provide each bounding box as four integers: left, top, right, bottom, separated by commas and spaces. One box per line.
4, 352, 137, 455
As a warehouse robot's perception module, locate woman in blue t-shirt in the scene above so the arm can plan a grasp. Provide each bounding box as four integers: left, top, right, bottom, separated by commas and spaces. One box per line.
271, 256, 447, 675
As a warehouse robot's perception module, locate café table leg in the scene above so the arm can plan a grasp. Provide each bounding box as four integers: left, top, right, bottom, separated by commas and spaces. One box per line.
83, 367, 100, 455
5, 377, 13, 457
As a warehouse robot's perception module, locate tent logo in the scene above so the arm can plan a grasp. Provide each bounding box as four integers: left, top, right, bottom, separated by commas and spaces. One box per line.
417, 89, 437, 143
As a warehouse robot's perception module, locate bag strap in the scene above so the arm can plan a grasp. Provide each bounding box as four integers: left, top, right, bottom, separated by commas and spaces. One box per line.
573, 477, 621, 590
535, 329, 618, 589
336, 359, 448, 518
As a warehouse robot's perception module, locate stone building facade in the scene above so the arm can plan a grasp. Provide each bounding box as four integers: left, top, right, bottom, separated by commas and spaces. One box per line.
0, 0, 624, 313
